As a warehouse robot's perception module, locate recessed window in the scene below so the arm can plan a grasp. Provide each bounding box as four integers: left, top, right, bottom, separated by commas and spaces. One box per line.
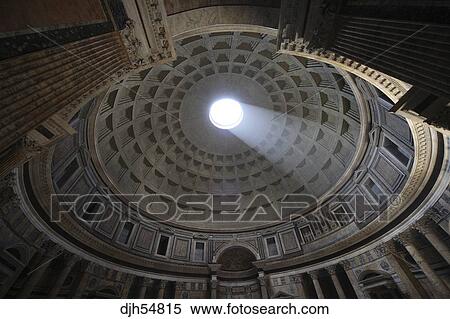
193, 242, 205, 261
383, 137, 409, 166
36, 125, 55, 139
333, 206, 351, 226
300, 226, 315, 243
266, 237, 279, 257
156, 235, 170, 256
82, 202, 100, 222
366, 177, 383, 200
117, 222, 134, 244
57, 158, 79, 188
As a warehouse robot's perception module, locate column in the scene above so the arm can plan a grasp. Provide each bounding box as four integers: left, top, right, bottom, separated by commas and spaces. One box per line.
308, 270, 324, 299
18, 244, 61, 298
396, 232, 450, 298
210, 275, 218, 299
383, 241, 428, 298
174, 282, 185, 298
340, 261, 366, 299
158, 280, 167, 299
138, 285, 147, 299
289, 274, 307, 298
225, 287, 232, 299
0, 265, 24, 298
208, 264, 221, 299
0, 242, 29, 298
138, 280, 147, 299
326, 266, 346, 298
17, 263, 49, 298
121, 275, 134, 298
48, 255, 79, 298
72, 261, 91, 298
414, 218, 450, 265
258, 271, 269, 299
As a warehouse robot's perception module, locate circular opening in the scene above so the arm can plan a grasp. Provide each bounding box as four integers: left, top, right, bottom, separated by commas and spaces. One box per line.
209, 98, 243, 129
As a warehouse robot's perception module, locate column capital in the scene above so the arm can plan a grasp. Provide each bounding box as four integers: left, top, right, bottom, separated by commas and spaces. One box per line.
340, 259, 355, 271
175, 281, 186, 289
425, 207, 448, 222
412, 217, 435, 235
308, 270, 321, 279
257, 270, 266, 283
325, 265, 338, 275
143, 277, 155, 286
378, 240, 399, 254
394, 231, 415, 246
208, 263, 222, 274
159, 279, 168, 288
22, 136, 44, 156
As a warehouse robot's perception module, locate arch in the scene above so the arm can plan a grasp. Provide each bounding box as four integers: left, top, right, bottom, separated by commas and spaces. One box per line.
217, 246, 257, 271
358, 269, 388, 282
167, 5, 279, 40
214, 242, 261, 263
358, 270, 402, 299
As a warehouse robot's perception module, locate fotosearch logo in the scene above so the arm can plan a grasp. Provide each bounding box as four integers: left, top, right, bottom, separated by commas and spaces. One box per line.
50, 192, 403, 225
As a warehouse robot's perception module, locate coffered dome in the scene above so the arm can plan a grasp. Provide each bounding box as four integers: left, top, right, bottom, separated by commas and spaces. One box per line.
92, 31, 363, 231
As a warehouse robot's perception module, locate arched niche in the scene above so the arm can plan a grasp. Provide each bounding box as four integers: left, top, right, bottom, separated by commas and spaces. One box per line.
358, 270, 402, 299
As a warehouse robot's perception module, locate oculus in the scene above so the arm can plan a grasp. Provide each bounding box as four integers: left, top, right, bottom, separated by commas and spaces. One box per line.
209, 98, 243, 129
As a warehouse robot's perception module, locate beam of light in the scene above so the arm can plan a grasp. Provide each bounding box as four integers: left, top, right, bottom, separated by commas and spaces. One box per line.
228, 103, 317, 217
229, 103, 312, 184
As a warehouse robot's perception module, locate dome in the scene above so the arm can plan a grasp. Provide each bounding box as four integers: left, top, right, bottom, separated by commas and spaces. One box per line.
91, 31, 363, 231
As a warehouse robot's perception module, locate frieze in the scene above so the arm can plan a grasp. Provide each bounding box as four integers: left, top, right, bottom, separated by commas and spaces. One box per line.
279, 40, 410, 103
121, 0, 176, 69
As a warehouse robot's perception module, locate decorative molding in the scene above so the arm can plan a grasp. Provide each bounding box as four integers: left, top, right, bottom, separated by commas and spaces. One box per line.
121, 0, 176, 69
394, 231, 415, 246
279, 40, 411, 103
289, 274, 304, 284
372, 243, 389, 258
120, 20, 145, 68
21, 137, 44, 158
